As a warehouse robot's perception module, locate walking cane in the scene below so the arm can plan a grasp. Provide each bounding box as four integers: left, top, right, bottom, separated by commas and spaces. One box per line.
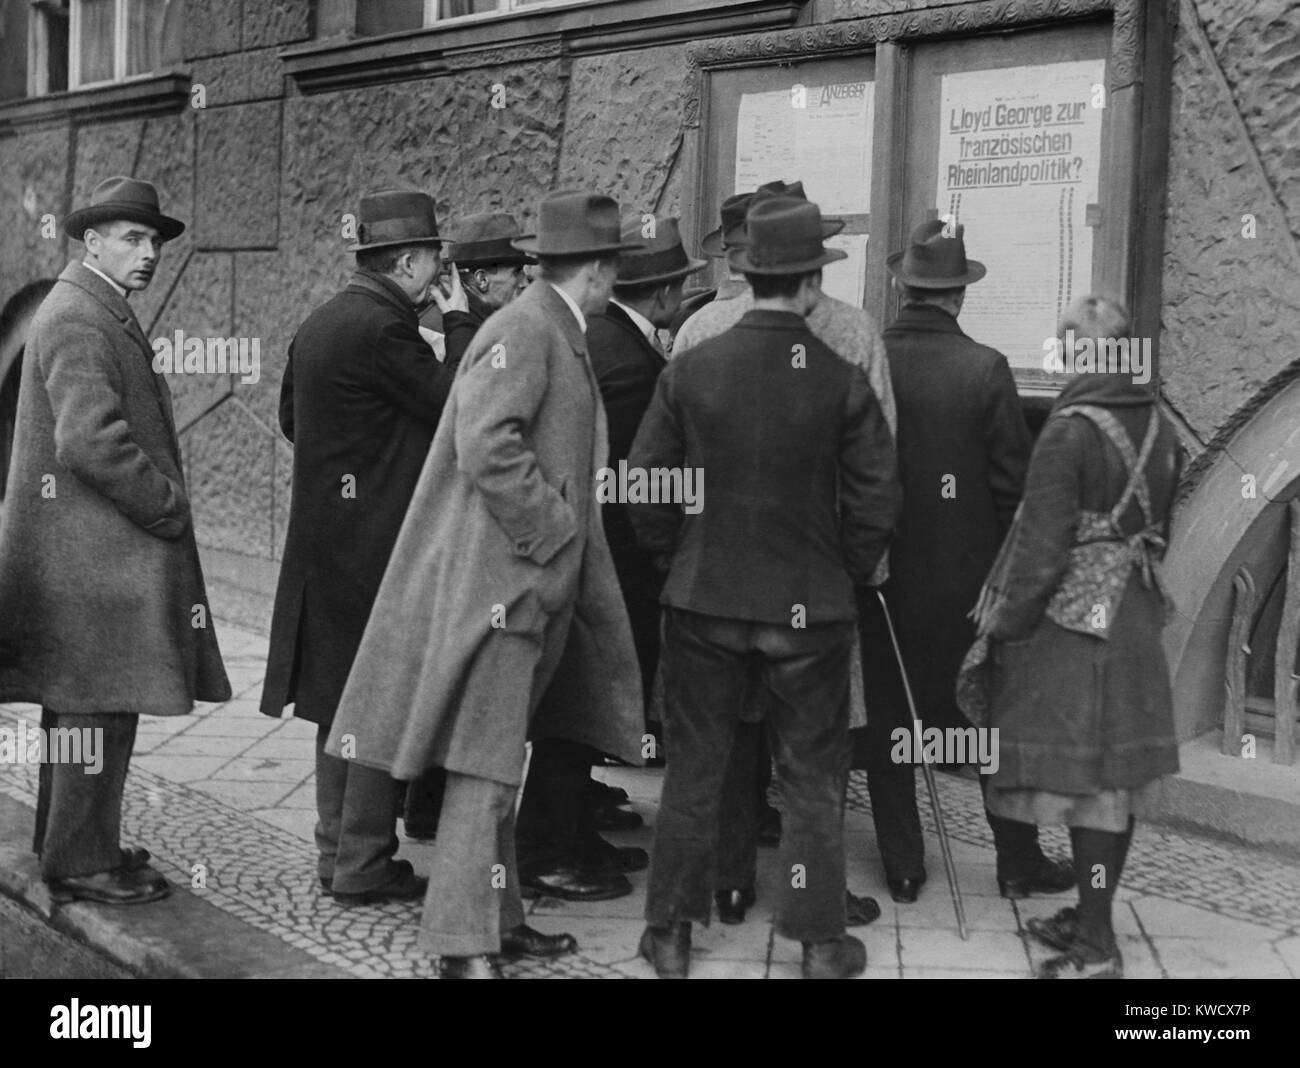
875, 590, 969, 941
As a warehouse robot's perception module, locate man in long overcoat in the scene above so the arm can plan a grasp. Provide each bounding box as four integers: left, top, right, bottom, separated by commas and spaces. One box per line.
0, 177, 230, 904
327, 191, 646, 979
859, 220, 1071, 903
261, 190, 458, 904
512, 216, 705, 901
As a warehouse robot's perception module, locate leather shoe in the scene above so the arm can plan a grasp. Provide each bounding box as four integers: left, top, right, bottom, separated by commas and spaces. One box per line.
714, 887, 756, 925
586, 780, 630, 808
439, 955, 503, 979
500, 924, 578, 958
520, 865, 632, 902
578, 834, 648, 876
802, 934, 866, 979
403, 820, 438, 842
999, 856, 1075, 899
593, 804, 643, 832
639, 923, 690, 978
887, 874, 926, 904
319, 876, 333, 895
332, 861, 427, 906
119, 846, 151, 872
845, 890, 881, 927
757, 804, 782, 846
48, 867, 171, 906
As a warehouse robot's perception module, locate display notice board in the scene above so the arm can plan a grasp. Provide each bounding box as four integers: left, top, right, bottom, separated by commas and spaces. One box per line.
701, 56, 875, 308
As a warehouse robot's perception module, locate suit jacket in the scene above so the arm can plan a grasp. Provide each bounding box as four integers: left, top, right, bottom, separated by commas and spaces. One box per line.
261, 271, 458, 727
869, 301, 1031, 730
325, 280, 644, 786
0, 261, 230, 714
629, 309, 901, 625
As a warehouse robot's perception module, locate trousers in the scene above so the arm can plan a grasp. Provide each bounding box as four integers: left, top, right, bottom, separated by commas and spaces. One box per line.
646, 609, 854, 944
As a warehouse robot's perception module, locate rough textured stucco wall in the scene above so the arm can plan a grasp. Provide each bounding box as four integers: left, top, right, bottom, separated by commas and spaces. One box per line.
555, 43, 693, 217
0, 126, 70, 296
1190, 0, 1300, 244
1159, 0, 1300, 448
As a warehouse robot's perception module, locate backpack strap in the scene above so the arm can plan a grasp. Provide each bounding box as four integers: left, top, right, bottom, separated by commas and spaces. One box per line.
1054, 404, 1160, 528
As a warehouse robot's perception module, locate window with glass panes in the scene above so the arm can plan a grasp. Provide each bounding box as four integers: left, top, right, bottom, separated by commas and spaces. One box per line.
354, 0, 596, 34
65, 0, 181, 89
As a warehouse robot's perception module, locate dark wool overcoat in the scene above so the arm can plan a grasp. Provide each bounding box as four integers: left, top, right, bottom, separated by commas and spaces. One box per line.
325, 281, 644, 787
261, 271, 459, 728
988, 372, 1182, 793
587, 302, 666, 695
860, 302, 1031, 733
0, 261, 230, 714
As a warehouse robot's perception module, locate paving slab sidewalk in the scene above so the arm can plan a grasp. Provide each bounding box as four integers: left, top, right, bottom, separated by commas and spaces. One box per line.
0, 617, 1297, 979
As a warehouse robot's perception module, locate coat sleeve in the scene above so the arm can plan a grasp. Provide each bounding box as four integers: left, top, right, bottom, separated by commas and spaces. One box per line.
452, 318, 577, 566
369, 317, 458, 427
626, 365, 686, 561
982, 354, 1032, 537
279, 343, 295, 443
988, 416, 1084, 640
440, 310, 480, 370
39, 316, 189, 539
839, 366, 902, 585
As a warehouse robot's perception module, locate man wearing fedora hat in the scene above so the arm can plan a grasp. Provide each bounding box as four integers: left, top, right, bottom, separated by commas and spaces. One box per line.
628, 196, 901, 978
857, 219, 1072, 904
262, 189, 463, 906
512, 215, 707, 902
326, 190, 647, 978
436, 211, 533, 366
0, 176, 230, 904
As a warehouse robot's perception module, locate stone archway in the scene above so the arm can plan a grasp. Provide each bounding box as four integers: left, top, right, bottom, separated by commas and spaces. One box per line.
0, 280, 57, 497
1163, 377, 1300, 758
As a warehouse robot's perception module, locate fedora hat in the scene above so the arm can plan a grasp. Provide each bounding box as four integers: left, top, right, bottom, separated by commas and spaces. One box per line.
700, 193, 755, 258
512, 192, 644, 257
347, 189, 444, 252
886, 219, 986, 288
614, 216, 706, 287
448, 212, 532, 267
727, 196, 846, 276
64, 176, 185, 242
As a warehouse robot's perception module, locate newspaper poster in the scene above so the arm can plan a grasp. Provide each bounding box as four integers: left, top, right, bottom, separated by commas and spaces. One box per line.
935, 60, 1106, 370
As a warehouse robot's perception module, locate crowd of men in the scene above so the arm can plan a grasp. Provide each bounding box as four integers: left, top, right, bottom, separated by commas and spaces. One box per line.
0, 172, 1076, 980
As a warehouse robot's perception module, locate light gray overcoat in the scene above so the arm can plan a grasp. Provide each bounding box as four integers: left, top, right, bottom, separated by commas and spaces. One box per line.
327, 280, 644, 786
0, 261, 230, 714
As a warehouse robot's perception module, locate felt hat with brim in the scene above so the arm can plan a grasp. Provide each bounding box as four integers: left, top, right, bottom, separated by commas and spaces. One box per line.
64, 176, 185, 242
727, 197, 846, 275
614, 216, 707, 287
448, 212, 532, 267
347, 189, 445, 252
701, 193, 755, 258
886, 219, 986, 287
512, 192, 644, 257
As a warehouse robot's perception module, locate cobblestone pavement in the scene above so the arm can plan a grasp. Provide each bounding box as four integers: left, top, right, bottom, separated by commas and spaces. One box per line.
1, 618, 1297, 979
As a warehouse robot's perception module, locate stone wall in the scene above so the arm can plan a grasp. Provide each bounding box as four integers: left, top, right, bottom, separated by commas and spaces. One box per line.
4, 0, 1300, 567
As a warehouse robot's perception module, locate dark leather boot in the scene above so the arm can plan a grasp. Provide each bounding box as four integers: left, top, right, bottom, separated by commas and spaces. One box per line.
639, 922, 691, 979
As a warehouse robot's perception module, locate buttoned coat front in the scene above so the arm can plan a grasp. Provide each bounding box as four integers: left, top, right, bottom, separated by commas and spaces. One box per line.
0, 261, 230, 715
325, 281, 644, 786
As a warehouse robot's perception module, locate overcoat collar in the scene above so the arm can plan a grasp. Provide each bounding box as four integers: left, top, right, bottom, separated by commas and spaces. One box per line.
347, 270, 417, 321
60, 259, 142, 333
525, 279, 587, 356
1051, 368, 1155, 412
601, 302, 664, 368
885, 301, 968, 338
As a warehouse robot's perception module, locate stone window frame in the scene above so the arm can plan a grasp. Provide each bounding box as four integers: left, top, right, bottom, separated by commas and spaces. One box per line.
681, 0, 1173, 397
285, 0, 804, 93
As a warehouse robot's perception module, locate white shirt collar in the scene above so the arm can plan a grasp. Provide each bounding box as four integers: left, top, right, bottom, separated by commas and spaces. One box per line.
548, 282, 586, 334
611, 298, 656, 345
82, 260, 128, 298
